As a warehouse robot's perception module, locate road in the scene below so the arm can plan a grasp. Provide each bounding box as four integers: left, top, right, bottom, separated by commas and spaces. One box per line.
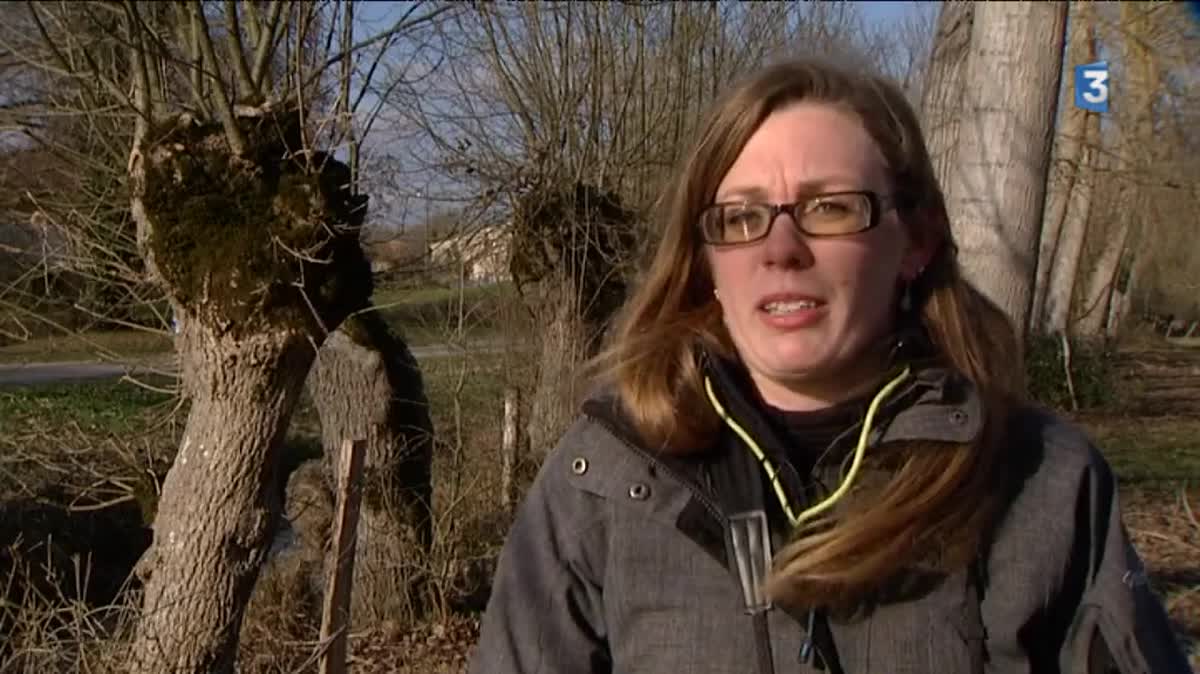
0, 340, 508, 387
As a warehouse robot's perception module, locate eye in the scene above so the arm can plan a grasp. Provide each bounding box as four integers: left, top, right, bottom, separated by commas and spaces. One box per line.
807, 195, 856, 215
724, 206, 758, 226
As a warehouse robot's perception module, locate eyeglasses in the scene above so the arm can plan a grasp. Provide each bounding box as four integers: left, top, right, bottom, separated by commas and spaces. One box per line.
697, 190, 896, 245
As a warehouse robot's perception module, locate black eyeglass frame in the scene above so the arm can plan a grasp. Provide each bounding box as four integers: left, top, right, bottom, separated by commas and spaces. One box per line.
697, 190, 901, 246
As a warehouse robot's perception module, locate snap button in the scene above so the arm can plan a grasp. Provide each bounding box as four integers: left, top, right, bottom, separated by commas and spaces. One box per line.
949, 409, 968, 425
628, 483, 650, 500
571, 458, 588, 475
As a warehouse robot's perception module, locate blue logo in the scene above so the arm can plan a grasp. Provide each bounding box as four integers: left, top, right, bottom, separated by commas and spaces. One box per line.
1074, 61, 1109, 113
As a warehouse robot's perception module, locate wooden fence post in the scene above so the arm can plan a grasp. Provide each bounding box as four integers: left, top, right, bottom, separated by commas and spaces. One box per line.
500, 386, 520, 510
318, 437, 367, 674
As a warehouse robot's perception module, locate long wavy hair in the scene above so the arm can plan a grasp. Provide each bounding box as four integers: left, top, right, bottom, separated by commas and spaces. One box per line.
586, 59, 1024, 610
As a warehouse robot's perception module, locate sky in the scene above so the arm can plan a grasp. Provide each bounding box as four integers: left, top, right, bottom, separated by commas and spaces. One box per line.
350, 1, 932, 236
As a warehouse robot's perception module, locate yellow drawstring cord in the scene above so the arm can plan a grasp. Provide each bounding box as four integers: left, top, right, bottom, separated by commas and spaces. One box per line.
703, 366, 912, 529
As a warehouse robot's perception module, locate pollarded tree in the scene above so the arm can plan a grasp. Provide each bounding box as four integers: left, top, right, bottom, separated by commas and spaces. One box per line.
509, 181, 637, 454
4, 1, 450, 670
400, 3, 887, 453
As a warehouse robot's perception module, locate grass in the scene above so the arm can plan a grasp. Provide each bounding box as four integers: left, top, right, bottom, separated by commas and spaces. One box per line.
0, 330, 173, 365
372, 281, 519, 348
0, 282, 515, 362
373, 281, 513, 308
1084, 415, 1200, 488
1167, 336, 1200, 349
0, 380, 176, 434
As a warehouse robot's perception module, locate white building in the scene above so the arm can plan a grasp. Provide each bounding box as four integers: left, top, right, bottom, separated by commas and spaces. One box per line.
428, 224, 511, 284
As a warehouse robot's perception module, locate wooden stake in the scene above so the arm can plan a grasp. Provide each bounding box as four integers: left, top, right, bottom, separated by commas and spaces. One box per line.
318, 438, 366, 674
500, 386, 520, 510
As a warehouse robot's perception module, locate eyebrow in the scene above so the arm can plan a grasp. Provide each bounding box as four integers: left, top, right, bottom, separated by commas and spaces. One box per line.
716, 178, 865, 202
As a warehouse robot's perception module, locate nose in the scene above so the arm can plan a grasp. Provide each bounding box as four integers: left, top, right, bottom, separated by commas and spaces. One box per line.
760, 209, 814, 269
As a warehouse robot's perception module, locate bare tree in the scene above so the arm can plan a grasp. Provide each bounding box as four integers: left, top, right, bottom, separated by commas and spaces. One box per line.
1075, 3, 1160, 337
2, 2, 450, 670
1073, 2, 1199, 336
399, 3, 889, 454
939, 2, 1068, 340
1033, 2, 1102, 336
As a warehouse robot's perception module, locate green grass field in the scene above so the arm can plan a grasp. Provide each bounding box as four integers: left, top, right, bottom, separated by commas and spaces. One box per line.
0, 282, 516, 364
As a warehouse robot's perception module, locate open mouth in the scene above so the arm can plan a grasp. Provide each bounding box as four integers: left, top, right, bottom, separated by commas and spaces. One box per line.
761, 299, 822, 315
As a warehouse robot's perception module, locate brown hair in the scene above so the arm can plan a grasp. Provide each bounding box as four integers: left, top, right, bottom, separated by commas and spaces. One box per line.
586, 59, 1023, 610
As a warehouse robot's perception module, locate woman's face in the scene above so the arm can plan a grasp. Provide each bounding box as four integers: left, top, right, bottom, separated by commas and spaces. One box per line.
706, 102, 932, 411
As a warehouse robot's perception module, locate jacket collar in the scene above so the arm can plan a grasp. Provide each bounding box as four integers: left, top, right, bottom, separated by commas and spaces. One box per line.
577, 350, 987, 510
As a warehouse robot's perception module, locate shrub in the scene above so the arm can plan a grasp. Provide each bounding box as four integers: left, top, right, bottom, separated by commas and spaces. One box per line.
1025, 334, 1116, 411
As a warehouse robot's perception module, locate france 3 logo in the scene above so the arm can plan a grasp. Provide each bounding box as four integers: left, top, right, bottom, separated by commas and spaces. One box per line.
1074, 61, 1109, 113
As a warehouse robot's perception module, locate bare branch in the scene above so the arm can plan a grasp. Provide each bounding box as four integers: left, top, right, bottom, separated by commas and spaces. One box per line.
11, 2, 130, 107
186, 2, 211, 118
340, 0, 357, 192
123, 1, 153, 153
250, 0, 285, 92
223, 0, 258, 100
301, 3, 455, 94
191, 0, 248, 155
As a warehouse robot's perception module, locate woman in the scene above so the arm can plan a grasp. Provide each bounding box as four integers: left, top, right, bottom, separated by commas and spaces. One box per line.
468, 60, 1191, 673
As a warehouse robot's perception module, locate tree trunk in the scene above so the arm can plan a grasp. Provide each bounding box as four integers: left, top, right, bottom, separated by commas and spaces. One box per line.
1076, 217, 1131, 336
527, 279, 593, 456
129, 321, 316, 672
920, 1, 975, 192
1031, 2, 1095, 334
307, 313, 435, 625
510, 183, 634, 457
1042, 111, 1100, 335
944, 2, 1068, 340
126, 111, 371, 673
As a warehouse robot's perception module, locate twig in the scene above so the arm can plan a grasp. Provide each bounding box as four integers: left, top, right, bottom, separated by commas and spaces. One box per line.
67, 494, 136, 513
1059, 331, 1078, 411
1130, 529, 1200, 554
1180, 484, 1199, 534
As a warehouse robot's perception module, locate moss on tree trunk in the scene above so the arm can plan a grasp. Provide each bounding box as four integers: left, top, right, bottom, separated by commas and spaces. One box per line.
127, 109, 372, 673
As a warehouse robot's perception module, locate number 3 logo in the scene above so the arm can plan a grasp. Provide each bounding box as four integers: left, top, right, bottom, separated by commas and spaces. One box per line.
1074, 60, 1109, 113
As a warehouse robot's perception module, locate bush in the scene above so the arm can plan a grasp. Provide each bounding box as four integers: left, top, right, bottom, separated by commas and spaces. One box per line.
1025, 334, 1116, 411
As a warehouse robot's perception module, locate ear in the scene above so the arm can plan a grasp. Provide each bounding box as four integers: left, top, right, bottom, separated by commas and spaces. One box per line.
898, 211, 942, 282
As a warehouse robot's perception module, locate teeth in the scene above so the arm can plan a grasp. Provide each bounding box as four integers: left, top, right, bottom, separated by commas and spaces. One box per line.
764, 300, 817, 314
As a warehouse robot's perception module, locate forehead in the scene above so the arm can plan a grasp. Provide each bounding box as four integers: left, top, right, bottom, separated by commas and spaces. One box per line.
717, 102, 889, 198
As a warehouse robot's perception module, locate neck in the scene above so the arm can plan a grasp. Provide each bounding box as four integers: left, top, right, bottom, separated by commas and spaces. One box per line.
750, 350, 890, 412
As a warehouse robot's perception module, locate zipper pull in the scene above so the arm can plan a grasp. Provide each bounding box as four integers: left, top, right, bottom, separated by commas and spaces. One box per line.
798, 609, 816, 663
728, 510, 773, 614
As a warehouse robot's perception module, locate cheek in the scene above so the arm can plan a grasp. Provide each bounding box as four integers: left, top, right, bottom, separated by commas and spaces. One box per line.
824, 244, 904, 310
707, 250, 749, 296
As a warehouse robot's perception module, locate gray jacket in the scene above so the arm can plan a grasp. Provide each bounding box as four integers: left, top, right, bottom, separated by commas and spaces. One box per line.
468, 366, 1191, 673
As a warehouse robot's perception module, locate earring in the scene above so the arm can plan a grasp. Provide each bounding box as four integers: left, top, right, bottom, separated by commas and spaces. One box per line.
713, 288, 720, 301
